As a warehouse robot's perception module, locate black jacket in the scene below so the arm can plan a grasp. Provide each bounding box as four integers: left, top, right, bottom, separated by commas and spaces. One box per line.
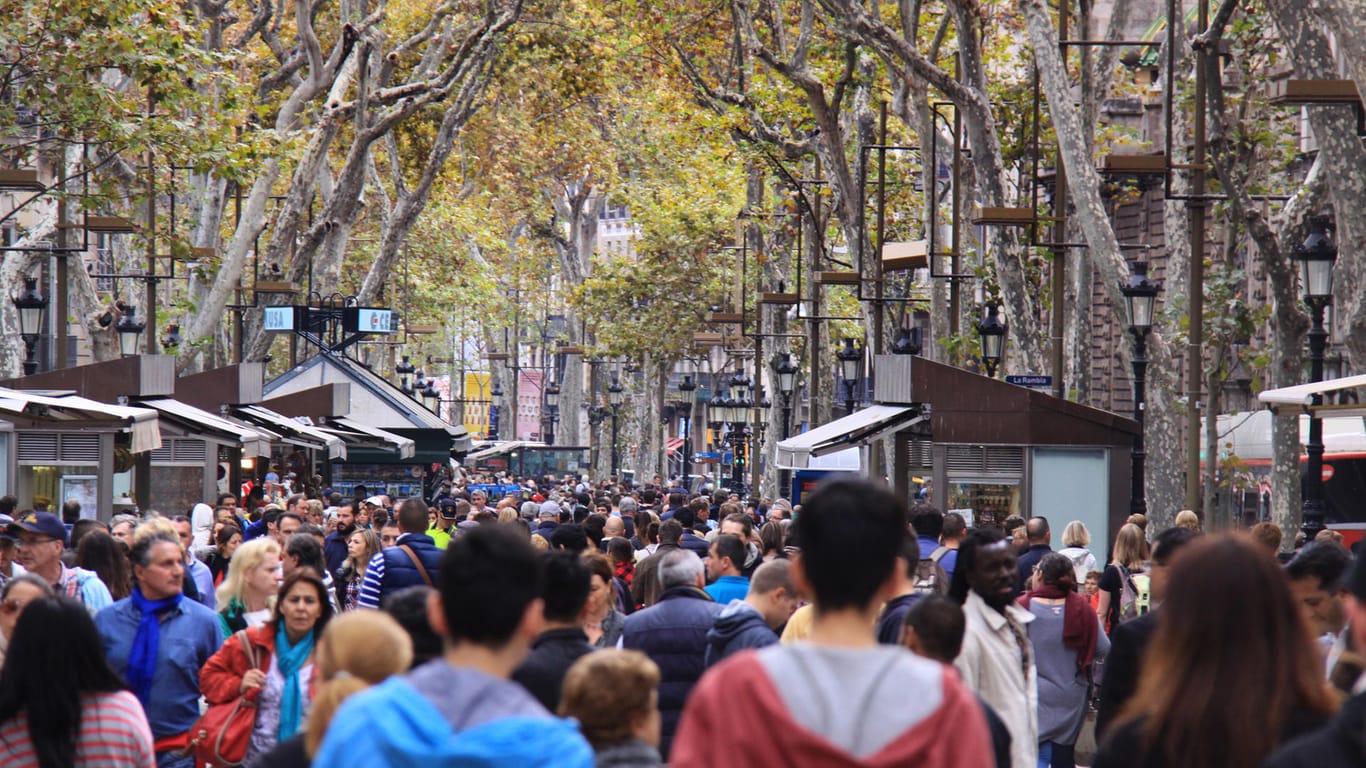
621, 585, 722, 760
1096, 709, 1328, 768
704, 601, 777, 668
1096, 610, 1158, 739
511, 627, 596, 712
1015, 544, 1053, 593
875, 593, 921, 645
1263, 691, 1366, 768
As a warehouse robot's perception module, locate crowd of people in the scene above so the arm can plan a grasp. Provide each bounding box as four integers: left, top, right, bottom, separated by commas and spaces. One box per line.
0, 474, 1362, 768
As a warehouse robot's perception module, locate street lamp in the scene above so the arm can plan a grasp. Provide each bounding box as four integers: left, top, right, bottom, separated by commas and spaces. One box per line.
976, 305, 1006, 378
678, 373, 696, 481
1293, 215, 1338, 538
545, 381, 560, 445
1120, 261, 1160, 517
891, 326, 922, 356
837, 338, 862, 415
772, 353, 799, 440
396, 355, 416, 394
11, 277, 48, 376
421, 380, 440, 416
115, 305, 146, 358
490, 381, 503, 438
608, 378, 624, 478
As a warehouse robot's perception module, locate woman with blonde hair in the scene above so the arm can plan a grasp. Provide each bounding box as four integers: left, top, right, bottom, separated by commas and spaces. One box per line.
215, 538, 283, 637
1058, 520, 1098, 585
248, 610, 414, 768
1097, 523, 1148, 634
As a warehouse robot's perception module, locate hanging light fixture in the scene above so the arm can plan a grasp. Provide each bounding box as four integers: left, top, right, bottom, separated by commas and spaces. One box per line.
115, 305, 146, 358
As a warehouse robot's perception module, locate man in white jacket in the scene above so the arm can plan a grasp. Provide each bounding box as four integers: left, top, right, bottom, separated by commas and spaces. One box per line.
954, 527, 1038, 768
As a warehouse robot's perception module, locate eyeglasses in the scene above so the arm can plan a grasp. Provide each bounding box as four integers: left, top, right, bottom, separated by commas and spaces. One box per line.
16, 536, 56, 548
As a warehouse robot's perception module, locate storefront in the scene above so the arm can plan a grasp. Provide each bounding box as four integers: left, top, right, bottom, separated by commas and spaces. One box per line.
262, 352, 473, 500
0, 388, 161, 518
775, 354, 1137, 545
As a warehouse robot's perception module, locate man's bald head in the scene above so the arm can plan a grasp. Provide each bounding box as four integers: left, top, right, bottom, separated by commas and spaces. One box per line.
1025, 516, 1050, 544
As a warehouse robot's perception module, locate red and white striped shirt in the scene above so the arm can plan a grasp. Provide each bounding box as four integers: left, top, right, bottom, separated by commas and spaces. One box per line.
0, 690, 155, 768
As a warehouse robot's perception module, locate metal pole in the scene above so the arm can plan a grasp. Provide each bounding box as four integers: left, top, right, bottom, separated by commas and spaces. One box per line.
1301, 299, 1329, 538
780, 394, 793, 498
1130, 328, 1149, 516
611, 406, 620, 479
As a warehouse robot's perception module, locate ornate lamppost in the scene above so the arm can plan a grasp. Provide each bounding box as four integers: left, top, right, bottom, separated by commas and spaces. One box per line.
1119, 261, 1160, 517
1293, 216, 1338, 538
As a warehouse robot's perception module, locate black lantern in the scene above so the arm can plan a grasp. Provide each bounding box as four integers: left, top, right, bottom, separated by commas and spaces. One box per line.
12, 277, 48, 375
421, 379, 440, 413
116, 305, 146, 358
1120, 262, 1160, 331
490, 381, 504, 408
976, 305, 1006, 378
891, 326, 922, 355
773, 353, 799, 395
396, 355, 416, 394
608, 378, 624, 407
546, 382, 560, 409
12, 277, 47, 337
836, 338, 863, 414
1294, 216, 1337, 301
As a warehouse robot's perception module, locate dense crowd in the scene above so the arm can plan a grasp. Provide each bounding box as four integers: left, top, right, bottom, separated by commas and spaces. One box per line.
0, 474, 1362, 768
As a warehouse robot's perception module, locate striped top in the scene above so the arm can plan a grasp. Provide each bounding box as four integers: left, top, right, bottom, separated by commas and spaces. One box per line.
0, 690, 155, 768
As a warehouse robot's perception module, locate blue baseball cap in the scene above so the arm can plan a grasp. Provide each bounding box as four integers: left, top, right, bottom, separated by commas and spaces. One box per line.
7, 511, 68, 546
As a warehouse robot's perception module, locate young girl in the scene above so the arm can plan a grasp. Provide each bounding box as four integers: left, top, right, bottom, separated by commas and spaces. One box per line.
1085, 570, 1103, 615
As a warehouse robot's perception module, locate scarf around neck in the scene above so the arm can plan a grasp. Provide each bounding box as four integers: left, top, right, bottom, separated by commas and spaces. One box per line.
1016, 584, 1099, 672
126, 585, 184, 703
273, 622, 315, 741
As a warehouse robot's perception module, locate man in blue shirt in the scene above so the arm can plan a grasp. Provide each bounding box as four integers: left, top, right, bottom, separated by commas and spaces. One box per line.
96, 531, 223, 768
704, 534, 750, 605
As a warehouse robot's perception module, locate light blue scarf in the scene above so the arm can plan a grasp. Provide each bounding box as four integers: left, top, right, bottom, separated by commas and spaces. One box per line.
274, 622, 314, 741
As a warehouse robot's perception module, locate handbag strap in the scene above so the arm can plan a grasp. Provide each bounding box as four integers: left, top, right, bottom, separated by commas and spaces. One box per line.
399, 544, 434, 587
236, 629, 260, 670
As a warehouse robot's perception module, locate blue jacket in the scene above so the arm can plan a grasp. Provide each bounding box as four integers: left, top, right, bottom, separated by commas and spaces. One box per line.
313, 674, 593, 768
678, 531, 709, 558
357, 533, 443, 609
704, 599, 777, 668
621, 585, 722, 760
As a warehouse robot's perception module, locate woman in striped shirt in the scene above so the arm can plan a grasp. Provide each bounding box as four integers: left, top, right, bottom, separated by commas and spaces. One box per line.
0, 596, 155, 768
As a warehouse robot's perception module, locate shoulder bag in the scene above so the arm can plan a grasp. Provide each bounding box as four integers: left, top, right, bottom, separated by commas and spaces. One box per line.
187, 630, 262, 767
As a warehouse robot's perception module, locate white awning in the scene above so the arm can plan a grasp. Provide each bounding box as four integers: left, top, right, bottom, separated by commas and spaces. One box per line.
0, 388, 162, 453
326, 418, 416, 460
233, 405, 346, 460
464, 440, 547, 462
1258, 374, 1366, 416
775, 405, 925, 470
139, 398, 275, 456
